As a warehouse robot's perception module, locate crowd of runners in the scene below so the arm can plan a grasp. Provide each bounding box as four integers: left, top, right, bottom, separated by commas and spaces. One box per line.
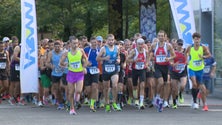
0, 30, 216, 115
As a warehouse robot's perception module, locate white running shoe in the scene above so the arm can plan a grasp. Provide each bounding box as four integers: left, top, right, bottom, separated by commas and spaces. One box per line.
163, 101, 169, 108
192, 103, 199, 109
38, 101, 43, 107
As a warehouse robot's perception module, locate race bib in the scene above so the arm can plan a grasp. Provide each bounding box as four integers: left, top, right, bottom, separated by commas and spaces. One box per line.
89, 67, 100, 74
156, 55, 166, 63
135, 62, 145, 70
193, 60, 202, 67
203, 66, 211, 73
175, 64, 185, 71
71, 62, 81, 69
55, 66, 63, 73
0, 62, 6, 69
15, 64, 20, 71
105, 64, 115, 73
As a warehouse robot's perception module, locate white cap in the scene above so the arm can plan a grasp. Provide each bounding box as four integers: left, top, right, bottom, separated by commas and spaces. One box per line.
2, 37, 10, 42
136, 38, 144, 44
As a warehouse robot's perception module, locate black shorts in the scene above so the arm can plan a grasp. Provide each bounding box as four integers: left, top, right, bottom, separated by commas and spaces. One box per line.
84, 73, 99, 86
61, 74, 67, 85
154, 64, 169, 82
102, 72, 118, 81
170, 69, 187, 80
10, 66, 20, 82
132, 69, 146, 86
146, 71, 154, 78
51, 75, 62, 83
0, 71, 8, 81
99, 74, 103, 82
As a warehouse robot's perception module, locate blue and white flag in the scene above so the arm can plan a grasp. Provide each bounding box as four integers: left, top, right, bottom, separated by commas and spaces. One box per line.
169, 0, 196, 48
20, 0, 38, 93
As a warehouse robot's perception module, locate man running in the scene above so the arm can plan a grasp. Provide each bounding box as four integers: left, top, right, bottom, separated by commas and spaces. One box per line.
96, 34, 121, 112
185, 32, 211, 111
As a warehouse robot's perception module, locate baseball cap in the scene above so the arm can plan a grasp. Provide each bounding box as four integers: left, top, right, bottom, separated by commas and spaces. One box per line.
2, 37, 10, 42
96, 36, 103, 42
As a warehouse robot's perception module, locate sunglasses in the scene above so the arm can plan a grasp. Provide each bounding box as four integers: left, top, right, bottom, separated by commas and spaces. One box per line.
178, 43, 183, 46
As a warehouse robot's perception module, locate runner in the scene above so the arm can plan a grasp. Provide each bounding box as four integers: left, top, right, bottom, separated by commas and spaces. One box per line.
0, 41, 10, 103
84, 37, 100, 112
150, 30, 175, 112
60, 36, 88, 115
46, 41, 64, 109
127, 38, 149, 109
185, 32, 211, 111
96, 34, 121, 112
170, 39, 187, 109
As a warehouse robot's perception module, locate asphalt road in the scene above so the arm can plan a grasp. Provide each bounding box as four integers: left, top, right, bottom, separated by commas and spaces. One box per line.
0, 94, 222, 125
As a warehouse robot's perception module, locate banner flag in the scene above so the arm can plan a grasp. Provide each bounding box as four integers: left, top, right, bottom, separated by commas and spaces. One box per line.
20, 0, 38, 93
169, 0, 196, 47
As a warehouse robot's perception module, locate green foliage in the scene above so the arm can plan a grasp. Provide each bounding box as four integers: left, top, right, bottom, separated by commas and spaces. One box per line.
156, 0, 171, 36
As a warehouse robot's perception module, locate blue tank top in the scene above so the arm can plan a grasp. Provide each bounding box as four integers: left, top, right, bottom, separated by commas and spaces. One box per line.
84, 47, 100, 74
51, 50, 63, 76
102, 45, 118, 74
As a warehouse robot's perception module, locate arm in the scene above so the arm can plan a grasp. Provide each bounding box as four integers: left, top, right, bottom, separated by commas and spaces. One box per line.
126, 49, 135, 63
203, 46, 211, 59
46, 51, 53, 69
12, 46, 20, 62
81, 49, 88, 68
59, 52, 68, 68
166, 44, 176, 61
96, 47, 109, 62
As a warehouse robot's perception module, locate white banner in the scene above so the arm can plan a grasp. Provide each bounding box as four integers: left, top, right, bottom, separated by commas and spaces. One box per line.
20, 0, 38, 93
169, 0, 196, 47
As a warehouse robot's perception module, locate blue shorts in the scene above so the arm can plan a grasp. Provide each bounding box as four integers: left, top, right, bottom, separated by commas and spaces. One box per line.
188, 69, 203, 84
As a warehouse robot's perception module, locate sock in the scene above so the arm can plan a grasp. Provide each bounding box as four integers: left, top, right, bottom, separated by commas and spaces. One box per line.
90, 99, 95, 106
192, 89, 198, 103
145, 88, 149, 99
179, 91, 182, 98
173, 99, 177, 105
98, 92, 102, 100
140, 95, 144, 105
133, 90, 138, 99
117, 92, 123, 103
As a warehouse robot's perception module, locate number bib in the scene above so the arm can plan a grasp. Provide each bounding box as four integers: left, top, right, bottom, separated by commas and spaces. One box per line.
175, 64, 185, 71
0, 62, 6, 69
156, 55, 166, 63
15, 64, 20, 71
135, 62, 145, 70
55, 67, 63, 73
89, 67, 99, 74
193, 60, 202, 67
104, 64, 115, 73
71, 62, 81, 69
203, 66, 211, 73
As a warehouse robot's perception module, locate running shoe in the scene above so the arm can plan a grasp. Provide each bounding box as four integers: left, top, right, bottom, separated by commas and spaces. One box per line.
38, 101, 43, 107
99, 103, 105, 108
69, 109, 77, 115
202, 105, 208, 111
105, 104, 111, 112
158, 99, 163, 112
139, 103, 145, 110
163, 101, 169, 108
2, 94, 10, 100
112, 102, 122, 111
18, 98, 26, 105
179, 95, 184, 104
84, 98, 89, 105
134, 100, 139, 107
172, 104, 177, 109
8, 97, 16, 105
75, 101, 82, 110
192, 103, 199, 109
90, 105, 96, 112
57, 103, 65, 110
